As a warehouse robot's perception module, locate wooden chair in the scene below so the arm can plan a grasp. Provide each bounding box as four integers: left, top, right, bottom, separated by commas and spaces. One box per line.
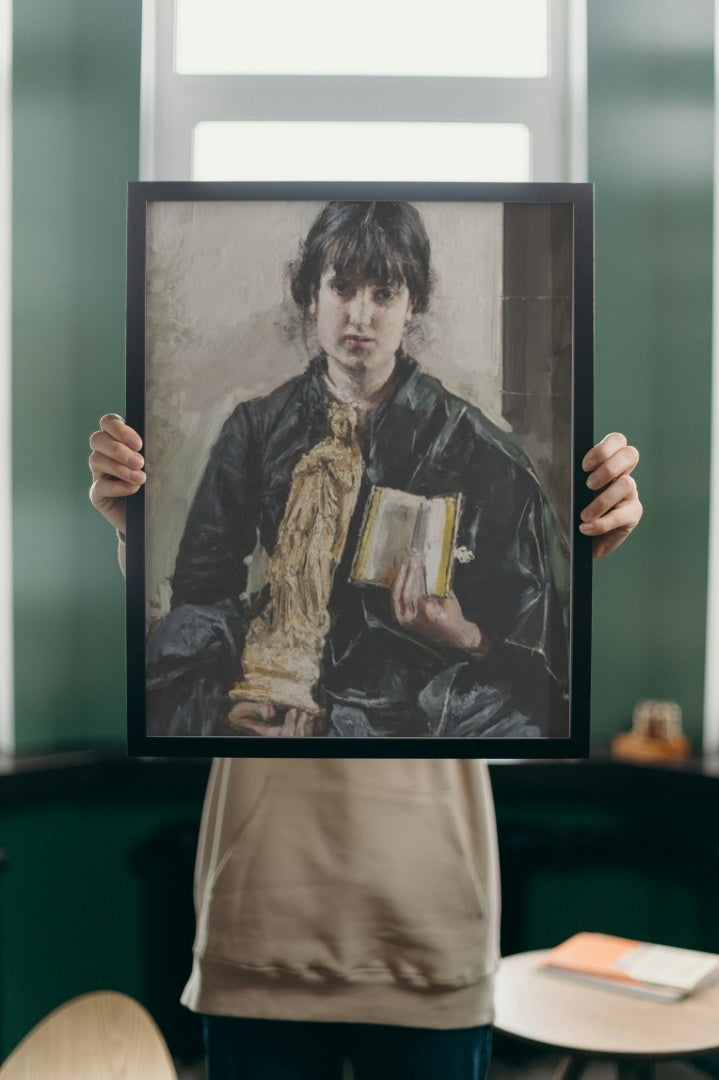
0, 991, 178, 1079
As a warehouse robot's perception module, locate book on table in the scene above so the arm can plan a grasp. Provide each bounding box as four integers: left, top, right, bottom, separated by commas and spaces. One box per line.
539, 932, 719, 1002
350, 486, 463, 598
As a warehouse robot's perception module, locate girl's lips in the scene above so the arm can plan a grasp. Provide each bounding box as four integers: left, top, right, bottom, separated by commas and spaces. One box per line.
342, 335, 373, 346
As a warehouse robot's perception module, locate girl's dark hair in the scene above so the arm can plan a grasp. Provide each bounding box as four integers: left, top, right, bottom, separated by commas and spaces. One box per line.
290, 201, 433, 315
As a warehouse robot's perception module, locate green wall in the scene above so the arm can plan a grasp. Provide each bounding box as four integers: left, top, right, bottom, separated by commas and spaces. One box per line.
10, 2, 716, 753
587, 0, 714, 749
12, 0, 142, 752
0, 775, 206, 1058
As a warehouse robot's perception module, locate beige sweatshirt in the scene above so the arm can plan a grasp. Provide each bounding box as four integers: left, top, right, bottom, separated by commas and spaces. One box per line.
118, 534, 500, 1028
181, 755, 501, 1030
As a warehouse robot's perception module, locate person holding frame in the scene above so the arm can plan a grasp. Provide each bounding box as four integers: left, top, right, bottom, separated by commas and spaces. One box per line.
89, 199, 641, 1080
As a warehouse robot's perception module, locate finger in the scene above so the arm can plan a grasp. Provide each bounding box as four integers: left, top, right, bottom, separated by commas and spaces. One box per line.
282, 708, 299, 736
89, 473, 144, 499
90, 430, 145, 471
415, 554, 430, 597
227, 701, 278, 733
283, 710, 313, 737
391, 561, 411, 621
579, 496, 643, 539
98, 414, 143, 452
585, 444, 640, 491
89, 448, 146, 486
294, 711, 311, 737
298, 712, 315, 737
420, 595, 444, 624
581, 432, 628, 472
235, 717, 282, 736
234, 702, 276, 722
227, 700, 276, 722
580, 475, 638, 522
403, 556, 426, 617
89, 477, 143, 508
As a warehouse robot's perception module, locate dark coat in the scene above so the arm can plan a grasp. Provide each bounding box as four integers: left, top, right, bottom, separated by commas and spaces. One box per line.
147, 353, 569, 738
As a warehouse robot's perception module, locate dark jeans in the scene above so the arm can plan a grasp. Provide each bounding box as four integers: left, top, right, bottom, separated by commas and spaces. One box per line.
203, 1016, 493, 1080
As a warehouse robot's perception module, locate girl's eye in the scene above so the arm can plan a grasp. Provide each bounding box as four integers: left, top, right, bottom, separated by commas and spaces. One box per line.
374, 287, 397, 303
331, 279, 353, 299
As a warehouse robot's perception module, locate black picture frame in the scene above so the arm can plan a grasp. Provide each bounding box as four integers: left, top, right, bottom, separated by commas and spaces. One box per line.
126, 180, 594, 759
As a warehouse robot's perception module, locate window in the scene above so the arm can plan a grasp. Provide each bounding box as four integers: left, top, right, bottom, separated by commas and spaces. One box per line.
174, 0, 549, 78
141, 0, 587, 183
193, 121, 532, 182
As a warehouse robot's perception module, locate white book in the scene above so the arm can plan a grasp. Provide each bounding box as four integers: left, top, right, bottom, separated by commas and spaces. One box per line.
350, 486, 463, 598
541, 932, 719, 1003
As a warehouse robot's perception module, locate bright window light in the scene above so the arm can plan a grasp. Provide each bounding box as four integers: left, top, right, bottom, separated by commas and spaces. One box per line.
193, 121, 532, 182
176, 0, 548, 78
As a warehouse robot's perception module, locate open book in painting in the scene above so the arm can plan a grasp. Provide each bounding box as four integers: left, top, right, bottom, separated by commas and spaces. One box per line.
540, 932, 719, 1002
350, 486, 464, 598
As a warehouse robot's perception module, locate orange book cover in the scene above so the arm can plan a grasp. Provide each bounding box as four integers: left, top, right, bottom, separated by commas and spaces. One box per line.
541, 933, 642, 985
540, 932, 719, 1000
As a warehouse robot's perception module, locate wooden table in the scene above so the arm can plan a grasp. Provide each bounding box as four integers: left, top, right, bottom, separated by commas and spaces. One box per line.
494, 949, 719, 1079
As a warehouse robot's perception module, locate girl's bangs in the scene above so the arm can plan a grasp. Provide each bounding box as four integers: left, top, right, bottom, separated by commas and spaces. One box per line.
327, 231, 408, 286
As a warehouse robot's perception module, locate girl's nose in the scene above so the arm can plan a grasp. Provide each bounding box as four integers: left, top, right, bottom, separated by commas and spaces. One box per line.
347, 288, 373, 326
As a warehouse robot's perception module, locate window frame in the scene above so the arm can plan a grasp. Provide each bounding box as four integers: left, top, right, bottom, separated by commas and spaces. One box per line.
140, 0, 587, 183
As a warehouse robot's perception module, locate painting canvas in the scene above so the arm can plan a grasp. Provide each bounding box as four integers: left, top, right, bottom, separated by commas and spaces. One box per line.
126, 181, 593, 758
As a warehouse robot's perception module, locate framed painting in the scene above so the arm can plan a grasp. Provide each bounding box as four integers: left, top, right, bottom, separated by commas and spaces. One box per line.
126, 181, 593, 758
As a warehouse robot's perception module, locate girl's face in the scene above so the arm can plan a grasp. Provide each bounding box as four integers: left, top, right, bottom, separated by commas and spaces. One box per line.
310, 265, 413, 382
